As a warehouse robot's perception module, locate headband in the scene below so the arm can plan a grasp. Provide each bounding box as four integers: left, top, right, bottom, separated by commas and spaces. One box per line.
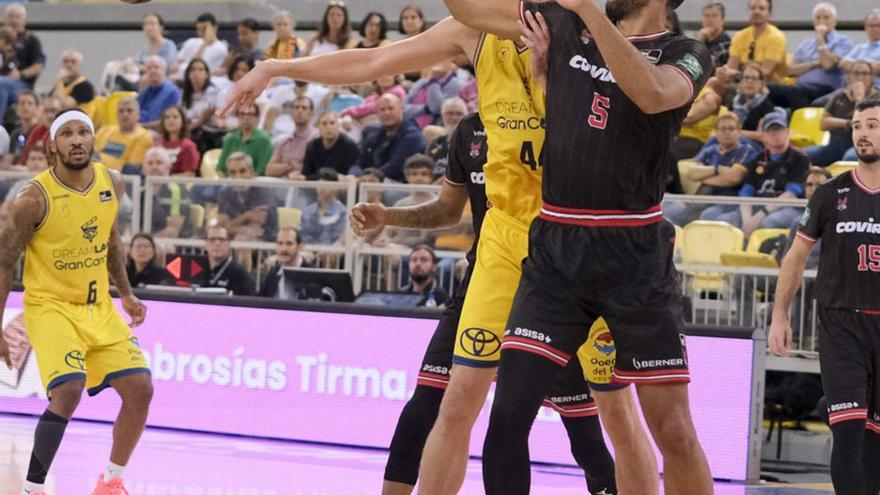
49, 111, 95, 140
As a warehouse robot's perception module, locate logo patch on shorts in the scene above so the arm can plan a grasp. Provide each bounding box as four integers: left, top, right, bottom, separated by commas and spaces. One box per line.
64, 350, 86, 370
593, 331, 615, 356
459, 328, 501, 357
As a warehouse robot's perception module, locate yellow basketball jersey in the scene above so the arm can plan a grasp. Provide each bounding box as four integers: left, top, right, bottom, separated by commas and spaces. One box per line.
475, 34, 545, 225
24, 162, 118, 305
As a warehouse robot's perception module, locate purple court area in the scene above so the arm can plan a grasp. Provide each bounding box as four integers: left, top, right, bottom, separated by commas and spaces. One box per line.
0, 415, 829, 495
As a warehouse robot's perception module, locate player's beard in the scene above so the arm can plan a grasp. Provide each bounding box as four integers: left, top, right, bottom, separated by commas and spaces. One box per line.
606, 0, 649, 24
856, 140, 880, 165
59, 145, 93, 171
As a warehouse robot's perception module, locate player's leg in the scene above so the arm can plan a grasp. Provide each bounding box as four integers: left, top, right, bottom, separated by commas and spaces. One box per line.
599, 221, 711, 495
481, 245, 592, 495
383, 300, 461, 494
84, 302, 152, 491
418, 212, 520, 495
636, 383, 712, 495
418, 365, 495, 495
592, 388, 659, 495
20, 302, 88, 495
817, 307, 873, 494
549, 328, 619, 495
863, 424, 880, 495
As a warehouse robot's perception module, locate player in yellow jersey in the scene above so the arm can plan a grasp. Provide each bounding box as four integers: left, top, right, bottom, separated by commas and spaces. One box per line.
0, 110, 152, 495
221, 16, 629, 495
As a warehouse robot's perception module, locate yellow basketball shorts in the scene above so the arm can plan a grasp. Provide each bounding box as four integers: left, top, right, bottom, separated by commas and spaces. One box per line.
24, 297, 150, 397
452, 208, 617, 387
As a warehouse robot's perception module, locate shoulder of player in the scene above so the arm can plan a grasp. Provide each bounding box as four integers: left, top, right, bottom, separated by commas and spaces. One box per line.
813, 174, 849, 199
10, 182, 47, 225
433, 17, 481, 57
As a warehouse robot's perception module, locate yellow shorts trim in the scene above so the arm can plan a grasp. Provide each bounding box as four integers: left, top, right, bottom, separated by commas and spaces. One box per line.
23, 297, 150, 396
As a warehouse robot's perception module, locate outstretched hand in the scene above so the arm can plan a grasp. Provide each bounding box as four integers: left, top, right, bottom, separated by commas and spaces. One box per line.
218, 62, 273, 117
520, 11, 550, 89
349, 203, 387, 237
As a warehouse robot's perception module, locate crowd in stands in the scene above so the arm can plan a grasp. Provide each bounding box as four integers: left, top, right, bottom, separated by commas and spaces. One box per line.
1, 0, 880, 304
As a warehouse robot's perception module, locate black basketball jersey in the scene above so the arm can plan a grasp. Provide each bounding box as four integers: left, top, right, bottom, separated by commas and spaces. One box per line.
445, 113, 489, 264
522, 1, 713, 211
798, 171, 880, 311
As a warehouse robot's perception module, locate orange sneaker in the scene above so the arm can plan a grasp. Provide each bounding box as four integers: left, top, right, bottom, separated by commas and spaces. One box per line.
91, 474, 129, 495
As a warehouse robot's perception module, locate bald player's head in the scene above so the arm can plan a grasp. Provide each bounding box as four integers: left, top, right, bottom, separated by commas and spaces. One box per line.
378, 93, 404, 130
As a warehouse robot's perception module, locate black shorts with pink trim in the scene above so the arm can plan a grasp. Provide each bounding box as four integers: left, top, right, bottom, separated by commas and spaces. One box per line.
818, 306, 880, 434
502, 211, 690, 387
415, 269, 474, 391
542, 356, 600, 418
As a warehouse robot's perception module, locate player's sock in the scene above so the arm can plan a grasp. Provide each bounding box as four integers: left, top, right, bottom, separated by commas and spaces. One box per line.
829, 420, 867, 494
383, 385, 444, 485
561, 414, 617, 495
862, 428, 880, 495
482, 351, 561, 495
19, 481, 44, 495
105, 461, 126, 481
26, 410, 69, 485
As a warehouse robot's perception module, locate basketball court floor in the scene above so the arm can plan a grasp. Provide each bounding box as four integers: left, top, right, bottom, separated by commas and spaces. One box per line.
0, 415, 831, 494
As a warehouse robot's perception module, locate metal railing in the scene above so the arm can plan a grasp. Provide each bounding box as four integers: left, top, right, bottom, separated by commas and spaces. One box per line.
0, 170, 142, 236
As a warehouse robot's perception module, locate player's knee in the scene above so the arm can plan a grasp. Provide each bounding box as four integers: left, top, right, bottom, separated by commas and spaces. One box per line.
119, 375, 154, 409
646, 408, 700, 457
48, 380, 85, 417
436, 367, 494, 426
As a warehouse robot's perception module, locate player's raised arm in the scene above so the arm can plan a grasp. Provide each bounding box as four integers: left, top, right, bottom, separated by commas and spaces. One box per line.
220, 18, 479, 117
0, 186, 45, 367
107, 170, 146, 327
441, 0, 523, 40
559, 0, 710, 114
349, 182, 469, 237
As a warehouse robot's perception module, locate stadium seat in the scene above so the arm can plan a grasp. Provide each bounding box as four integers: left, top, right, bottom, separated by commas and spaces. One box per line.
188, 204, 206, 232
720, 228, 790, 268
789, 107, 828, 148
682, 220, 745, 294
200, 149, 222, 179
677, 160, 701, 195
277, 207, 303, 230
435, 234, 474, 251
826, 161, 857, 177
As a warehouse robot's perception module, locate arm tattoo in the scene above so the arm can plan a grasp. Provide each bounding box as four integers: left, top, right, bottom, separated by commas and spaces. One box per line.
0, 207, 37, 311
388, 200, 449, 230
107, 227, 133, 297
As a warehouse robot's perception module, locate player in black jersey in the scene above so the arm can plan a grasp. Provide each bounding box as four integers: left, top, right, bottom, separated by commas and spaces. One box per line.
771, 99, 880, 495
350, 114, 616, 495
440, 0, 714, 494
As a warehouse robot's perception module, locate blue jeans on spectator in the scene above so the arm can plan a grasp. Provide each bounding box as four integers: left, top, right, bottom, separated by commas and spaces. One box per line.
663, 199, 706, 227
805, 138, 851, 167
699, 204, 738, 223
0, 76, 27, 120
843, 147, 858, 161
701, 205, 802, 230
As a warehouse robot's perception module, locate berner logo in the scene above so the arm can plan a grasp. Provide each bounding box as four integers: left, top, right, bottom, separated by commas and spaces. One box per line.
459, 328, 501, 357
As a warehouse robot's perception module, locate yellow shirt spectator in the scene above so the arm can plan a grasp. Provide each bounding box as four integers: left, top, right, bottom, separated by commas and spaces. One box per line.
95, 124, 154, 171
680, 88, 726, 143
730, 24, 788, 84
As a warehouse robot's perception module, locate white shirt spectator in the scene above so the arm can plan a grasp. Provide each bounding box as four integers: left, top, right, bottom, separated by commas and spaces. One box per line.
264, 83, 328, 142
173, 38, 228, 80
